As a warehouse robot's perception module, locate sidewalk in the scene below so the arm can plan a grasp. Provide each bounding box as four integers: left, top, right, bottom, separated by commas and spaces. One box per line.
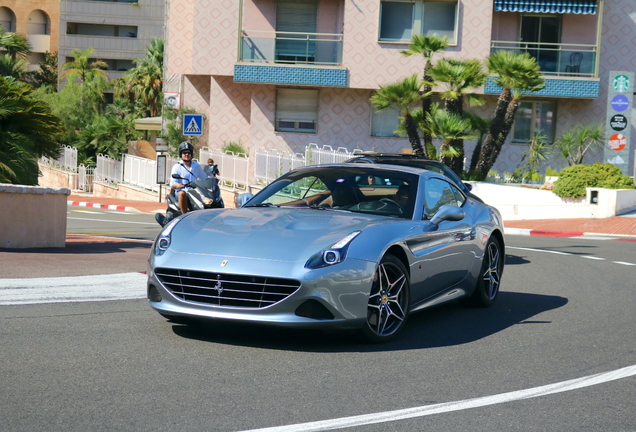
67, 193, 636, 239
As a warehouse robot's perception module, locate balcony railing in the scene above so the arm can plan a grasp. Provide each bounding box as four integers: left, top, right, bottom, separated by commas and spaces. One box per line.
491, 40, 598, 78
240, 30, 343, 66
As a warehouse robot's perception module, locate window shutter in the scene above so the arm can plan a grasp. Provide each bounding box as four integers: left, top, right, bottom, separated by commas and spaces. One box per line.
371, 107, 400, 137
276, 0, 318, 33
276, 88, 319, 123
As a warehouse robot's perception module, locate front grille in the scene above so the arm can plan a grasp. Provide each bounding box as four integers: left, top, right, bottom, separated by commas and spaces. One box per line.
155, 268, 301, 309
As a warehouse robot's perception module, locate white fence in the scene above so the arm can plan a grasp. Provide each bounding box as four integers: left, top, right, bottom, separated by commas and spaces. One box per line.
95, 154, 123, 185
200, 147, 249, 190
78, 165, 95, 192
123, 154, 160, 191
254, 144, 355, 185
40, 145, 78, 173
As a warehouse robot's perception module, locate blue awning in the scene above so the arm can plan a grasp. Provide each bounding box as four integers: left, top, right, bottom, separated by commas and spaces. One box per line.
494, 1, 598, 15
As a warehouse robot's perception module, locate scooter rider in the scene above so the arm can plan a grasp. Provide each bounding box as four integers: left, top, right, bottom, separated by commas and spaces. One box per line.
171, 141, 208, 216
155, 141, 211, 227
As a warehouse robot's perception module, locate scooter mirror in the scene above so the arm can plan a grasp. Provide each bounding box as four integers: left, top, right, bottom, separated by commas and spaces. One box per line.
172, 174, 183, 179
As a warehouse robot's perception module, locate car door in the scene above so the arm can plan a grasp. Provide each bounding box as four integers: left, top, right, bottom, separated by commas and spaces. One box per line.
406, 177, 476, 305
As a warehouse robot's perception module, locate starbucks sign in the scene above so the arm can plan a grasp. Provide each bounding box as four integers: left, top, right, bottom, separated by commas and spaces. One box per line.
612, 74, 630, 92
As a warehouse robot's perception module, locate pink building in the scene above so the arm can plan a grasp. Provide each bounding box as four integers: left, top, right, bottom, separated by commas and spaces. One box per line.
164, 0, 635, 177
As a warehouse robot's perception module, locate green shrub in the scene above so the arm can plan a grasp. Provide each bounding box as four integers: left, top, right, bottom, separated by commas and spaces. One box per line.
553, 163, 635, 198
222, 140, 248, 157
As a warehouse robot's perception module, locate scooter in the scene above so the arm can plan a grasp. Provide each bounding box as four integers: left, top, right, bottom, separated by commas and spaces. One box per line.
155, 174, 224, 227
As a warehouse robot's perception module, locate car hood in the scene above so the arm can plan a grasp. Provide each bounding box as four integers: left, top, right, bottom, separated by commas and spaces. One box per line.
168, 207, 394, 262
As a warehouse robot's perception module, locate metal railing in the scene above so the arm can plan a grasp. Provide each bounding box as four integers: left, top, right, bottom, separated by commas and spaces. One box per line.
40, 145, 78, 173
254, 144, 355, 185
240, 30, 343, 66
254, 148, 305, 186
95, 154, 123, 185
200, 148, 249, 190
78, 165, 95, 192
490, 40, 598, 78
123, 154, 161, 191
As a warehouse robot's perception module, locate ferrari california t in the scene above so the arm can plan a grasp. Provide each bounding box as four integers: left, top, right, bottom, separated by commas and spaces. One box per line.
147, 164, 505, 342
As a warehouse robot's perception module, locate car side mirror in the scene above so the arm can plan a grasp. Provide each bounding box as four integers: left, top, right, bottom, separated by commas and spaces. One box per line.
429, 205, 465, 225
463, 182, 473, 191
236, 193, 254, 207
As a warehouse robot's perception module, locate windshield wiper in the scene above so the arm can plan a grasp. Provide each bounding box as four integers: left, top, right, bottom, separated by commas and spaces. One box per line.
244, 203, 276, 207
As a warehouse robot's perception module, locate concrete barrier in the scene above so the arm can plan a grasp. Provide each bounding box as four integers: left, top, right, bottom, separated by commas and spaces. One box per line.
0, 184, 70, 248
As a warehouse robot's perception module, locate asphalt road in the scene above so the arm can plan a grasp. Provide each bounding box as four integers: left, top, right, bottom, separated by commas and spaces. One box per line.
67, 207, 162, 242
1, 214, 635, 431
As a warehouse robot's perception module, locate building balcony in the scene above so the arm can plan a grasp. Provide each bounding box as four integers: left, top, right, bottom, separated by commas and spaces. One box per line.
27, 34, 51, 54
491, 40, 597, 78
235, 30, 346, 87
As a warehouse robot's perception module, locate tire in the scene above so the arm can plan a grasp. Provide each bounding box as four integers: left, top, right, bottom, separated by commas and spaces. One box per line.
361, 254, 410, 343
468, 236, 503, 307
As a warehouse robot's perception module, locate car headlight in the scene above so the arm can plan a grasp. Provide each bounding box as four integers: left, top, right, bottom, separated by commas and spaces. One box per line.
305, 231, 361, 269
154, 216, 182, 256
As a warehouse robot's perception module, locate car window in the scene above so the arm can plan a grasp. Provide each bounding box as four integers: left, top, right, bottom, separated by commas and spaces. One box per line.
251, 167, 418, 219
423, 178, 463, 219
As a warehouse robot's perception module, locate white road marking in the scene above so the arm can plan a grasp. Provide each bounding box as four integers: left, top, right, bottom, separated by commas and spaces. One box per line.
508, 246, 572, 256
0, 273, 147, 305
241, 365, 636, 432
581, 256, 605, 260
70, 210, 100, 214
68, 216, 157, 225
612, 261, 636, 266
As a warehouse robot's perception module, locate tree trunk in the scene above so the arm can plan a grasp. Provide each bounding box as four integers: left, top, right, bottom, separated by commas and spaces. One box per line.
404, 113, 425, 157
422, 66, 434, 159
445, 97, 464, 175
474, 88, 512, 179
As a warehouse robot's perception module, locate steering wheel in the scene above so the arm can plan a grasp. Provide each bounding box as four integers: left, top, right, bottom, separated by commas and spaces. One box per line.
380, 198, 403, 209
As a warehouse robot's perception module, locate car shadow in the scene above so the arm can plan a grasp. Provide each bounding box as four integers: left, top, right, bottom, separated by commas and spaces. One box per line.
170, 291, 567, 353
1, 241, 151, 255
505, 253, 531, 265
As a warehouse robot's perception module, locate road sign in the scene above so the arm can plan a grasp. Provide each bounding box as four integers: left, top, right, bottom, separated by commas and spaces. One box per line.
183, 114, 203, 136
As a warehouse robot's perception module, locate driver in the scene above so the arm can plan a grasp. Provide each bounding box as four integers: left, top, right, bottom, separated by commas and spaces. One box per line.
171, 141, 208, 215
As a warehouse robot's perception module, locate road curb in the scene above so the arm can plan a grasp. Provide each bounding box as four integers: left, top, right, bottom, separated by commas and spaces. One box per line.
68, 200, 138, 212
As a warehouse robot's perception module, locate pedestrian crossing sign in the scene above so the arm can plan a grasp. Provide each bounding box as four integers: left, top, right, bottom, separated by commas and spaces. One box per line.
183, 114, 203, 136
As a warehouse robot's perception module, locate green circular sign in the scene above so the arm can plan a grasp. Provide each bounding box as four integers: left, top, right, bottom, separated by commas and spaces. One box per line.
613, 75, 630, 92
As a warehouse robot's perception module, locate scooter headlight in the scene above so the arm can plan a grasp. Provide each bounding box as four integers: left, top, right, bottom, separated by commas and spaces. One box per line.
202, 197, 214, 206
305, 231, 361, 269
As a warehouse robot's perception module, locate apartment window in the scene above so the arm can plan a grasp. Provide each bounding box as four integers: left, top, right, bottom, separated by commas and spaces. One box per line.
371, 107, 400, 137
379, 1, 458, 44
512, 101, 556, 143
0, 6, 16, 32
66, 23, 138, 38
276, 88, 318, 133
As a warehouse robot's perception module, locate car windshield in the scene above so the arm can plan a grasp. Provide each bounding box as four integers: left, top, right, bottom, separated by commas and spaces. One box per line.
247, 166, 418, 219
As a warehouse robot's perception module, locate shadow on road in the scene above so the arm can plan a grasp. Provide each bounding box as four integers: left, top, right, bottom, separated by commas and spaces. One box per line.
169, 291, 568, 353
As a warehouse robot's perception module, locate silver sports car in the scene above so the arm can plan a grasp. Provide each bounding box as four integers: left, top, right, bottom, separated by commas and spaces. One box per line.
147, 164, 505, 342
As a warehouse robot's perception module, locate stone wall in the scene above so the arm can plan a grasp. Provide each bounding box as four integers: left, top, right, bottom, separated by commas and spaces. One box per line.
0, 184, 69, 248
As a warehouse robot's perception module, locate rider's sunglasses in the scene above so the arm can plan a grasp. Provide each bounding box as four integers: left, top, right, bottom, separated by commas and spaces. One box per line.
182, 151, 192, 156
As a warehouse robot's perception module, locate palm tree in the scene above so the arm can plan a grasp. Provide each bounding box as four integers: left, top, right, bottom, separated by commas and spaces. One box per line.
554, 123, 605, 166
428, 58, 486, 173
465, 112, 491, 174
61, 48, 109, 85
423, 104, 476, 161
370, 74, 426, 156
473, 51, 545, 179
401, 35, 448, 158
0, 53, 27, 79
122, 38, 164, 117
0, 77, 63, 184
0, 28, 30, 59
